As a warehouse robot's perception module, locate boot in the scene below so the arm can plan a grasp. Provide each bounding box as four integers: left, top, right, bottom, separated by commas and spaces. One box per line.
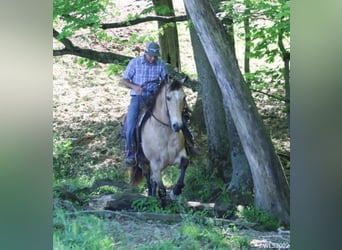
125, 151, 137, 166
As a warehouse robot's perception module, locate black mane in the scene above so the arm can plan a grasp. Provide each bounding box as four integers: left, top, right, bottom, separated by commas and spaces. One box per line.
168, 78, 182, 91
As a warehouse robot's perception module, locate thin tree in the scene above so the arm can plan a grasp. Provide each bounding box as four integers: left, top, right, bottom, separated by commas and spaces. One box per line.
152, 0, 181, 70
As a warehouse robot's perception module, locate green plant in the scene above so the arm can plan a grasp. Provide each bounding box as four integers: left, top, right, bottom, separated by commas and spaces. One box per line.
77, 58, 98, 69
53, 208, 114, 249
237, 206, 281, 231
132, 196, 163, 213
91, 185, 120, 195
107, 63, 126, 76
53, 134, 73, 179
53, 0, 112, 39
180, 221, 250, 249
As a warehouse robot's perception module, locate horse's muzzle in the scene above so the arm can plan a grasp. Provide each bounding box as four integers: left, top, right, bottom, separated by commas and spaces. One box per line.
172, 123, 183, 132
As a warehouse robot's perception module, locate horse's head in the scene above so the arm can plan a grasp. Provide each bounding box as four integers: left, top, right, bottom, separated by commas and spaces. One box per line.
165, 78, 186, 132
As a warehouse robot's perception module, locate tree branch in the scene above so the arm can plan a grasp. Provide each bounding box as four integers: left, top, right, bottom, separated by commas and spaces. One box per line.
250, 88, 287, 103
53, 29, 131, 63
53, 29, 199, 91
101, 15, 188, 29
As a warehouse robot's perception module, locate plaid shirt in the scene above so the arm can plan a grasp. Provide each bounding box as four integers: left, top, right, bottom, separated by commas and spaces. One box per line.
123, 55, 167, 96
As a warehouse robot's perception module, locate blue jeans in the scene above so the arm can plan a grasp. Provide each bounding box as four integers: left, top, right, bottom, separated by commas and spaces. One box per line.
125, 95, 143, 156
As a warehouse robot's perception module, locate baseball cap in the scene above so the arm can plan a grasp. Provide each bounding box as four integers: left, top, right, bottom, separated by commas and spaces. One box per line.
145, 42, 160, 57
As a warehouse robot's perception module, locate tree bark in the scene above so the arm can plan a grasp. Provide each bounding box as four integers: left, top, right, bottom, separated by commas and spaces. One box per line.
188, 20, 231, 180
184, 0, 290, 226
244, 0, 251, 79
152, 0, 181, 70
278, 31, 290, 129
212, 0, 253, 203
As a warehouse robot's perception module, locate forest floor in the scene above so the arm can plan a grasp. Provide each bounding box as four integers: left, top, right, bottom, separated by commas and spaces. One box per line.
53, 0, 290, 249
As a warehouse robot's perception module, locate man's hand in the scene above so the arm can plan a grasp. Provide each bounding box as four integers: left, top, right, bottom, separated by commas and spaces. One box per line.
123, 79, 143, 95
133, 85, 143, 95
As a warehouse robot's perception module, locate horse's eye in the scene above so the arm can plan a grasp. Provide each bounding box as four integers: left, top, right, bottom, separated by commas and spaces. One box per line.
166, 96, 171, 101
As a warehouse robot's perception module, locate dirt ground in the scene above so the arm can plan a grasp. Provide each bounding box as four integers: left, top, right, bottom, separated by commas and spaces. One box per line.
53, 0, 290, 248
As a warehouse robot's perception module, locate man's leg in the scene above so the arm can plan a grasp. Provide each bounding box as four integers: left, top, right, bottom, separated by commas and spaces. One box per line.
125, 96, 141, 165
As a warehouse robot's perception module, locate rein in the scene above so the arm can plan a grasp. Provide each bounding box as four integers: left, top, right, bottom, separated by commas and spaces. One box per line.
151, 83, 171, 127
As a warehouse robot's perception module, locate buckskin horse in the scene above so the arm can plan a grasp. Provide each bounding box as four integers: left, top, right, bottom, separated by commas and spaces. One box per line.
130, 77, 189, 206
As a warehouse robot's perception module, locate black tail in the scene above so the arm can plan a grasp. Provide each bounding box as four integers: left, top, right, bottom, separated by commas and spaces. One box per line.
130, 165, 144, 186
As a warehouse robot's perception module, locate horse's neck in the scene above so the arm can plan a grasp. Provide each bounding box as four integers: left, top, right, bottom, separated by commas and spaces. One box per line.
153, 85, 168, 122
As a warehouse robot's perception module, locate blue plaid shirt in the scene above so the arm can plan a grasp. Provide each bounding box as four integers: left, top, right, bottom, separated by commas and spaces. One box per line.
123, 55, 167, 96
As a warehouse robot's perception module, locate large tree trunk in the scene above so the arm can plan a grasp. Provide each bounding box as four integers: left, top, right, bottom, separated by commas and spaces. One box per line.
188, 19, 231, 180
187, 1, 253, 201
152, 0, 181, 70
184, 0, 290, 226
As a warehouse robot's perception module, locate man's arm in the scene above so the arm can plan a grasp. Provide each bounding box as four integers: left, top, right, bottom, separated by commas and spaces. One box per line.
123, 78, 143, 95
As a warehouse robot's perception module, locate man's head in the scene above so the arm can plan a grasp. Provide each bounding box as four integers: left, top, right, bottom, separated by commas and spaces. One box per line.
145, 42, 160, 57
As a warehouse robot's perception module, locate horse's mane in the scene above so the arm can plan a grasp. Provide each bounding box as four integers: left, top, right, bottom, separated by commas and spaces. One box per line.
168, 78, 182, 91
140, 78, 182, 110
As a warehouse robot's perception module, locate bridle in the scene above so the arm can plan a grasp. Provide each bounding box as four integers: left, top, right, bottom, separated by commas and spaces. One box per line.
149, 82, 172, 128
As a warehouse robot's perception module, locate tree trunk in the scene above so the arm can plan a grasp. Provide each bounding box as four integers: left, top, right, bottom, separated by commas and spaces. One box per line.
188, 19, 231, 180
152, 0, 181, 70
225, 111, 253, 205
278, 31, 290, 129
213, 0, 253, 204
184, 0, 290, 226
244, 0, 251, 81
187, 0, 253, 201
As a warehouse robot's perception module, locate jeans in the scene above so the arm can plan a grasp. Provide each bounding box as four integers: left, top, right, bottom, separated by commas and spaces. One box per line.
125, 95, 143, 155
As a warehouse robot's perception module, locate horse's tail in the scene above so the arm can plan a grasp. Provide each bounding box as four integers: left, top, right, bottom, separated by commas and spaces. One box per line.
130, 165, 144, 186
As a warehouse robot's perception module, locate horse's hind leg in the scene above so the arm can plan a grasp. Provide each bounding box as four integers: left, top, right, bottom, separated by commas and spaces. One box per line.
170, 157, 189, 199
142, 166, 152, 196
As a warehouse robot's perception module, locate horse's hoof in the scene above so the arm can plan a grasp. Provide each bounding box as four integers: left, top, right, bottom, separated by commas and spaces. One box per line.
169, 190, 176, 200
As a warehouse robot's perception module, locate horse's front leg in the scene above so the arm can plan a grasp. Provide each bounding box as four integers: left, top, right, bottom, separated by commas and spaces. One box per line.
150, 167, 167, 207
170, 157, 189, 199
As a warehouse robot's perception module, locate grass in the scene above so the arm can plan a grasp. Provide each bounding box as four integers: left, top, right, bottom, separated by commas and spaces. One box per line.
54, 208, 115, 249
53, 203, 251, 250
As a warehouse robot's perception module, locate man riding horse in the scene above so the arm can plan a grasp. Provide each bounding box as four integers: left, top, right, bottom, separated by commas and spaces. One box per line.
122, 42, 199, 166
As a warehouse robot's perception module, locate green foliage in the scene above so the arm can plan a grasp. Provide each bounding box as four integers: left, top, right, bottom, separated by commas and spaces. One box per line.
183, 160, 231, 204
236, 206, 281, 231
221, 0, 290, 100
54, 208, 114, 249
77, 58, 98, 69
53, 0, 112, 39
53, 134, 73, 179
91, 185, 121, 195
141, 5, 172, 16
107, 64, 125, 76
180, 221, 250, 249
132, 196, 162, 213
